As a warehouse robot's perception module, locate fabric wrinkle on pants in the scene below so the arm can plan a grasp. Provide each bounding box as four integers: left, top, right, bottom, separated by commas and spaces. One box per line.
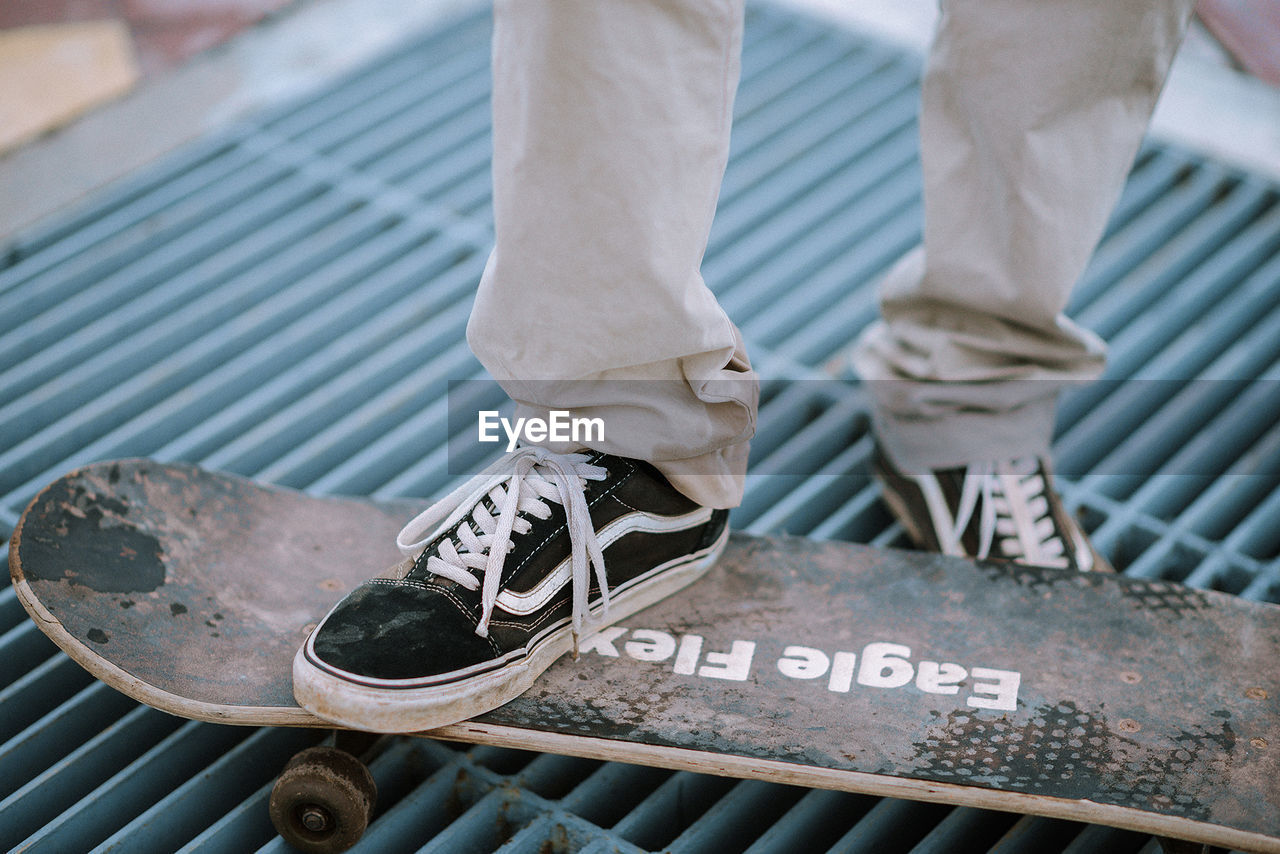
468, 0, 1195, 504
853, 0, 1196, 473
469, 0, 757, 509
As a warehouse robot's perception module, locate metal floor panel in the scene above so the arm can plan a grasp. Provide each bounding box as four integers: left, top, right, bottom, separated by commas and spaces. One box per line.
2, 2, 1278, 852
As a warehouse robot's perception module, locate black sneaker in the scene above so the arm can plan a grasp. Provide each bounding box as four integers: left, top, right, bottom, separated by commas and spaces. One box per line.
293, 447, 729, 732
873, 447, 1109, 573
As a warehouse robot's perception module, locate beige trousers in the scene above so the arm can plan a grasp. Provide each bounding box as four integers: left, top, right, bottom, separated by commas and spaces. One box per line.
467, 0, 1194, 507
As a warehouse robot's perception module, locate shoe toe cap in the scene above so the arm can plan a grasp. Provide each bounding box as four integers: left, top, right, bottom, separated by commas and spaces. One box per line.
307, 581, 496, 682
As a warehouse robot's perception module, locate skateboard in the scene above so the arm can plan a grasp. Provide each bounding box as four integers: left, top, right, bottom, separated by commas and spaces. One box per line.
9, 460, 1280, 854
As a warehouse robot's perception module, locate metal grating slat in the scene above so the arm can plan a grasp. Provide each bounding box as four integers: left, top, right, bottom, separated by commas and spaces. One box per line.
0, 707, 183, 851
93, 727, 322, 852
14, 722, 250, 851
0, 681, 136, 802
0, 134, 260, 288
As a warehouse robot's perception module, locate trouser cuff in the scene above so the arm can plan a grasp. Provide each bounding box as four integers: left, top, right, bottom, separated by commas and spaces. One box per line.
870, 394, 1058, 475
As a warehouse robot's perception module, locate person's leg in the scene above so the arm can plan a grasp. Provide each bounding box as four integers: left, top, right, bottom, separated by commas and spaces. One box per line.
853, 0, 1195, 568
295, 0, 753, 732
469, 0, 755, 510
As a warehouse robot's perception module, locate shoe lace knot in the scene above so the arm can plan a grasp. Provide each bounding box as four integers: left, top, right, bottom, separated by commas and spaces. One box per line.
396, 447, 610, 644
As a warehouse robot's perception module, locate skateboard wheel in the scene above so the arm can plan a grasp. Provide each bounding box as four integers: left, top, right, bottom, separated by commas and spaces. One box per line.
269, 746, 377, 854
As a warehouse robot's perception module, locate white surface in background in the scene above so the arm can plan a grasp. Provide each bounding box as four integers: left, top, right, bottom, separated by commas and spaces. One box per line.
776, 0, 1280, 182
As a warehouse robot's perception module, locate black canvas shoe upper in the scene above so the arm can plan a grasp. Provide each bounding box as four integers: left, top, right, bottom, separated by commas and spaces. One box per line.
303, 448, 728, 685
873, 447, 1106, 572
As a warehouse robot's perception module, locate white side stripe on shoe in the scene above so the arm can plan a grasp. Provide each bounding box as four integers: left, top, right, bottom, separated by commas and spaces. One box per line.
494, 507, 714, 616
912, 459, 1085, 570
913, 468, 993, 559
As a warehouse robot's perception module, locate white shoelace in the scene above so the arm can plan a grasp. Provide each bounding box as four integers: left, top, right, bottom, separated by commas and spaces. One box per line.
916, 458, 1071, 569
396, 447, 610, 643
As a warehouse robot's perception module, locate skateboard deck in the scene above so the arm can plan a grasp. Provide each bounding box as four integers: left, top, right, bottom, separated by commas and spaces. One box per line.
9, 460, 1280, 853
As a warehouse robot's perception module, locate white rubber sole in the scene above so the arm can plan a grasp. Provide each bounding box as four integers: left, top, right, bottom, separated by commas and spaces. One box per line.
293, 527, 728, 733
